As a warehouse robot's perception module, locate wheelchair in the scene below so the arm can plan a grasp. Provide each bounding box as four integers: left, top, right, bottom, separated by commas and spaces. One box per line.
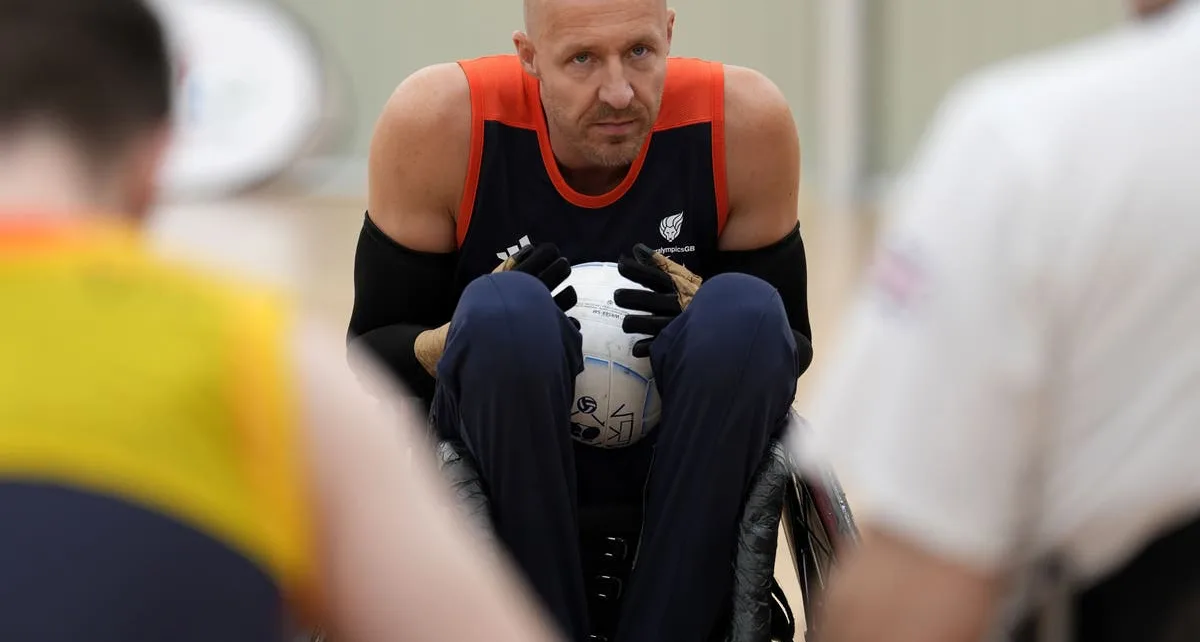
307, 411, 857, 642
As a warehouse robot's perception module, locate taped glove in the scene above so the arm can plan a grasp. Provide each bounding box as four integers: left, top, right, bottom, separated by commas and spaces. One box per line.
613, 243, 703, 358
414, 242, 579, 376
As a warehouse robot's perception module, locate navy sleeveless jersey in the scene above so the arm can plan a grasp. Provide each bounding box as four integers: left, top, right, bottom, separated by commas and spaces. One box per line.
451, 54, 729, 291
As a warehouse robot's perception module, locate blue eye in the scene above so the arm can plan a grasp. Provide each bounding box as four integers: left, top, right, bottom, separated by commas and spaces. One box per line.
571, 53, 591, 64
631, 46, 649, 57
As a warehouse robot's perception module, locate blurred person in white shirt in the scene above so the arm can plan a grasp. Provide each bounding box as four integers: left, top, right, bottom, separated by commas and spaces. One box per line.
795, 1, 1200, 641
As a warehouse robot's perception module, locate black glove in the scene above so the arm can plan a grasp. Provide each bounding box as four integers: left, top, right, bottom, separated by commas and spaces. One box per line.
613, 243, 703, 358
416, 243, 579, 377
497, 242, 579, 327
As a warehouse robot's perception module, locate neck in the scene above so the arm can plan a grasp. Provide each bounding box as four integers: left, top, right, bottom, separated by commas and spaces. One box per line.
555, 161, 630, 195
543, 114, 631, 196
0, 132, 119, 220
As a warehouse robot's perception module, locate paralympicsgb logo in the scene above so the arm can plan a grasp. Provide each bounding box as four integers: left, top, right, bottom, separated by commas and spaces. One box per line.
659, 212, 684, 242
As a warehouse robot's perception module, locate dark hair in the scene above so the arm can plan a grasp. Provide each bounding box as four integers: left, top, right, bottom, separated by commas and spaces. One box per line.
0, 0, 172, 160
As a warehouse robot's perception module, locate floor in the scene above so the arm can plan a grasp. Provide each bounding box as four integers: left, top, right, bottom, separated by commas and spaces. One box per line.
150, 189, 881, 634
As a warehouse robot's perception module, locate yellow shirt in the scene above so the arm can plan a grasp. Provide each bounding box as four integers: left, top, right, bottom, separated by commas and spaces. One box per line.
0, 217, 317, 615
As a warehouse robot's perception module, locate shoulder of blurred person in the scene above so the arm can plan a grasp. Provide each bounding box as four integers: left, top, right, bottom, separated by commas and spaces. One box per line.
860, 0, 1200, 306
894, 0, 1200, 195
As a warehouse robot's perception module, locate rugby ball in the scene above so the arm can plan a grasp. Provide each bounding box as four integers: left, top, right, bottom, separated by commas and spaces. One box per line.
559, 262, 662, 449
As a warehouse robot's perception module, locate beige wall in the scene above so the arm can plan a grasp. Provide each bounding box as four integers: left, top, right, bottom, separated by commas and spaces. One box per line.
279, 0, 522, 156
277, 0, 1126, 192
867, 0, 1126, 174
276, 0, 820, 168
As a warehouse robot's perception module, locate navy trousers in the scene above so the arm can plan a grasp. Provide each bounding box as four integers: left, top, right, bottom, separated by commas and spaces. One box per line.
431, 270, 800, 642
0, 483, 283, 642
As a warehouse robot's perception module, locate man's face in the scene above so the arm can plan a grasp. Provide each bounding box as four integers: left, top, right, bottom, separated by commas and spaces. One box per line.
517, 0, 674, 168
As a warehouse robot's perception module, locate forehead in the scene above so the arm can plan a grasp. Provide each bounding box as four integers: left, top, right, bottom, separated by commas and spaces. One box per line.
537, 0, 667, 50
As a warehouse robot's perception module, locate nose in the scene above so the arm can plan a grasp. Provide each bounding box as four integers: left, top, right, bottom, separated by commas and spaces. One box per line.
597, 58, 634, 111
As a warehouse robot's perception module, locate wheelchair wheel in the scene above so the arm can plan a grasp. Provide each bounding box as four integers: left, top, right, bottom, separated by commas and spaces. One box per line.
780, 440, 859, 640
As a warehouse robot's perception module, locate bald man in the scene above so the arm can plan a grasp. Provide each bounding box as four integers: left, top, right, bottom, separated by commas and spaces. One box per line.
347, 0, 812, 640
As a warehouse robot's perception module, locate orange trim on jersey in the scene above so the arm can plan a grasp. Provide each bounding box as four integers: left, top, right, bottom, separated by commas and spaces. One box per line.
455, 62, 487, 248
708, 62, 730, 236
654, 58, 722, 131
0, 216, 73, 244
453, 55, 728, 240
0, 214, 137, 252
460, 55, 541, 127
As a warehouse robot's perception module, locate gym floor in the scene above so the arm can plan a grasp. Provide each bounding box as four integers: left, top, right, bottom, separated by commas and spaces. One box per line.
151, 191, 880, 629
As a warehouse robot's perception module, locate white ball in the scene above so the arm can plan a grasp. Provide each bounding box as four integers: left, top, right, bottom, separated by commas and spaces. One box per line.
557, 262, 662, 448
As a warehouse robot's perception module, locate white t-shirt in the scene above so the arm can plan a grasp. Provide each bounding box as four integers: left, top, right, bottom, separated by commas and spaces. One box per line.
796, 0, 1200, 594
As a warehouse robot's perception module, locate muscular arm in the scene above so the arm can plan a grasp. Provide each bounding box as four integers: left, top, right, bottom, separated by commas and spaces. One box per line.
708, 65, 813, 367
719, 65, 803, 253
346, 63, 471, 403
297, 319, 564, 642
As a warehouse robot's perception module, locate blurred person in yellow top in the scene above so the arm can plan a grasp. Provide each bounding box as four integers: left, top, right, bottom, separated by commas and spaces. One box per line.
0, 1, 563, 641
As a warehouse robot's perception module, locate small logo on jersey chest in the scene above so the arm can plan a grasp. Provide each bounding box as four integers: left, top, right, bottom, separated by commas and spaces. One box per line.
659, 212, 684, 242
496, 235, 532, 261
654, 212, 695, 257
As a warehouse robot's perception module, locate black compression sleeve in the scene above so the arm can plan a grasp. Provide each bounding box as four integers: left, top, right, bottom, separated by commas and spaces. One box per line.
347, 212, 458, 404
704, 222, 814, 375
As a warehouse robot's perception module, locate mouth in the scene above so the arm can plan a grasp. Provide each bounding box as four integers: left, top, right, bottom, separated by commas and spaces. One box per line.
592, 120, 638, 135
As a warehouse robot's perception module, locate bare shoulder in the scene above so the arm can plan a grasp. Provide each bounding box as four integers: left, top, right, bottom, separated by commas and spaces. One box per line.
375, 62, 472, 136
722, 64, 796, 138
368, 62, 473, 253
720, 65, 801, 250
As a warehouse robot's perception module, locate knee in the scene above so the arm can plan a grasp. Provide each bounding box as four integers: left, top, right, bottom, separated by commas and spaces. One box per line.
689, 274, 791, 347
693, 272, 781, 309
668, 273, 798, 379
448, 271, 576, 374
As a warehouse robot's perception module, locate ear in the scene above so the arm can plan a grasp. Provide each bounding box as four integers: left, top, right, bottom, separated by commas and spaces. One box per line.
124, 123, 173, 220
665, 8, 676, 50
513, 30, 538, 77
